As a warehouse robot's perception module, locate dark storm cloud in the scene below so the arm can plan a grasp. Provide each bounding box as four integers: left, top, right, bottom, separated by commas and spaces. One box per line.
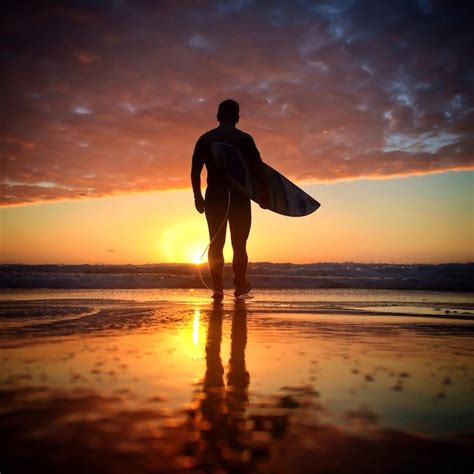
1, 0, 473, 205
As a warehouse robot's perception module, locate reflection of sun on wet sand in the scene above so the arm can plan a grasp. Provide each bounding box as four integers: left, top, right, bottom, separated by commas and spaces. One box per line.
0, 289, 473, 473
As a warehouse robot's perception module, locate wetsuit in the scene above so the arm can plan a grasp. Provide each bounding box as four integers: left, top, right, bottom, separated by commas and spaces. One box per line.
191, 123, 263, 293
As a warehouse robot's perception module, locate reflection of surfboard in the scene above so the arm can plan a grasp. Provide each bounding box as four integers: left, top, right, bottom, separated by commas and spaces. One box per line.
211, 142, 321, 217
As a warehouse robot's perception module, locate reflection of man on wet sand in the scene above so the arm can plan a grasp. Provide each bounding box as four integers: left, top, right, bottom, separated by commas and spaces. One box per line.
184, 301, 294, 472
198, 301, 251, 471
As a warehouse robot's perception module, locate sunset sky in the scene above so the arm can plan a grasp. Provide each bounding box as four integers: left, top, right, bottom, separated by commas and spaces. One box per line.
1, 0, 473, 264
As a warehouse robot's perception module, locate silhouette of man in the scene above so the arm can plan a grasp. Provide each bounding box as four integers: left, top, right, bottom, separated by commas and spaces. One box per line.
191, 99, 266, 300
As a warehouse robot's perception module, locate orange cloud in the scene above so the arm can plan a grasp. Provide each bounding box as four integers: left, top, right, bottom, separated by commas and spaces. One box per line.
1, 1, 473, 206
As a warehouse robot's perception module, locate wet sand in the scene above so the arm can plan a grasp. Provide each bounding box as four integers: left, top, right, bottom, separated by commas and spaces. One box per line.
1, 289, 473, 473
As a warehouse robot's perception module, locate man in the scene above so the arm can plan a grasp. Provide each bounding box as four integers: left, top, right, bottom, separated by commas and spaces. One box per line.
191, 99, 267, 300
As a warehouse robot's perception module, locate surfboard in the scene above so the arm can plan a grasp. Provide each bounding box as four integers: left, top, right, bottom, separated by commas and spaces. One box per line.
210, 142, 321, 217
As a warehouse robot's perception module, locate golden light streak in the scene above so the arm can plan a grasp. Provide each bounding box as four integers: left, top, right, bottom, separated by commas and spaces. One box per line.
193, 308, 200, 347
176, 307, 205, 360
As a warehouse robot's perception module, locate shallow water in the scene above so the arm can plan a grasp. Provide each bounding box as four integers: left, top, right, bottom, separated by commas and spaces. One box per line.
1, 289, 473, 473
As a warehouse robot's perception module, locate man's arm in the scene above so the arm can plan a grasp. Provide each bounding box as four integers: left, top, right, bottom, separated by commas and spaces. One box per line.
191, 137, 205, 213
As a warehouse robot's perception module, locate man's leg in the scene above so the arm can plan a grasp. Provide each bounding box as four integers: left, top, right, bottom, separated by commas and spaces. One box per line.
205, 197, 228, 294
228, 195, 251, 295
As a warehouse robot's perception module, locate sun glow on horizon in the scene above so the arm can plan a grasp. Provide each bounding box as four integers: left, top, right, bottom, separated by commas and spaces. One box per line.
1, 172, 472, 265
190, 246, 206, 265
159, 220, 232, 264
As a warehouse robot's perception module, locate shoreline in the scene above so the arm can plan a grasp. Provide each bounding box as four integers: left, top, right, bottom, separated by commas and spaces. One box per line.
1, 262, 473, 291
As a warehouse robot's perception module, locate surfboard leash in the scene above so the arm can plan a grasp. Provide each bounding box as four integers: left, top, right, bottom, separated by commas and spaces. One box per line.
197, 189, 233, 297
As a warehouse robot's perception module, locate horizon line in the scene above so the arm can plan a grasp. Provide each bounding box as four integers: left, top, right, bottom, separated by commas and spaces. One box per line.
1, 261, 473, 267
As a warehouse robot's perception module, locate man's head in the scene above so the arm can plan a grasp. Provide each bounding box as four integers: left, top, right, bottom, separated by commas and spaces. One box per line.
217, 99, 239, 124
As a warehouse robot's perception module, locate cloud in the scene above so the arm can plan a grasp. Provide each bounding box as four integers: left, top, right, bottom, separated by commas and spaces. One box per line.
1, 0, 473, 206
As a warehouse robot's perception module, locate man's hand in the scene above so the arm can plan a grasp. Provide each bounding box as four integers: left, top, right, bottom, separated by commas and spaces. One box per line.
194, 196, 205, 214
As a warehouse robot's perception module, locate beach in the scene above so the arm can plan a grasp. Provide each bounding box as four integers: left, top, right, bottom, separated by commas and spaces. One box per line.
3, 1, 473, 472
1, 288, 473, 473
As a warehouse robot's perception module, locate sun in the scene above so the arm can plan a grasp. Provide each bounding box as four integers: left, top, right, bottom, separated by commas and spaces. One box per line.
190, 245, 206, 265
159, 220, 231, 263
